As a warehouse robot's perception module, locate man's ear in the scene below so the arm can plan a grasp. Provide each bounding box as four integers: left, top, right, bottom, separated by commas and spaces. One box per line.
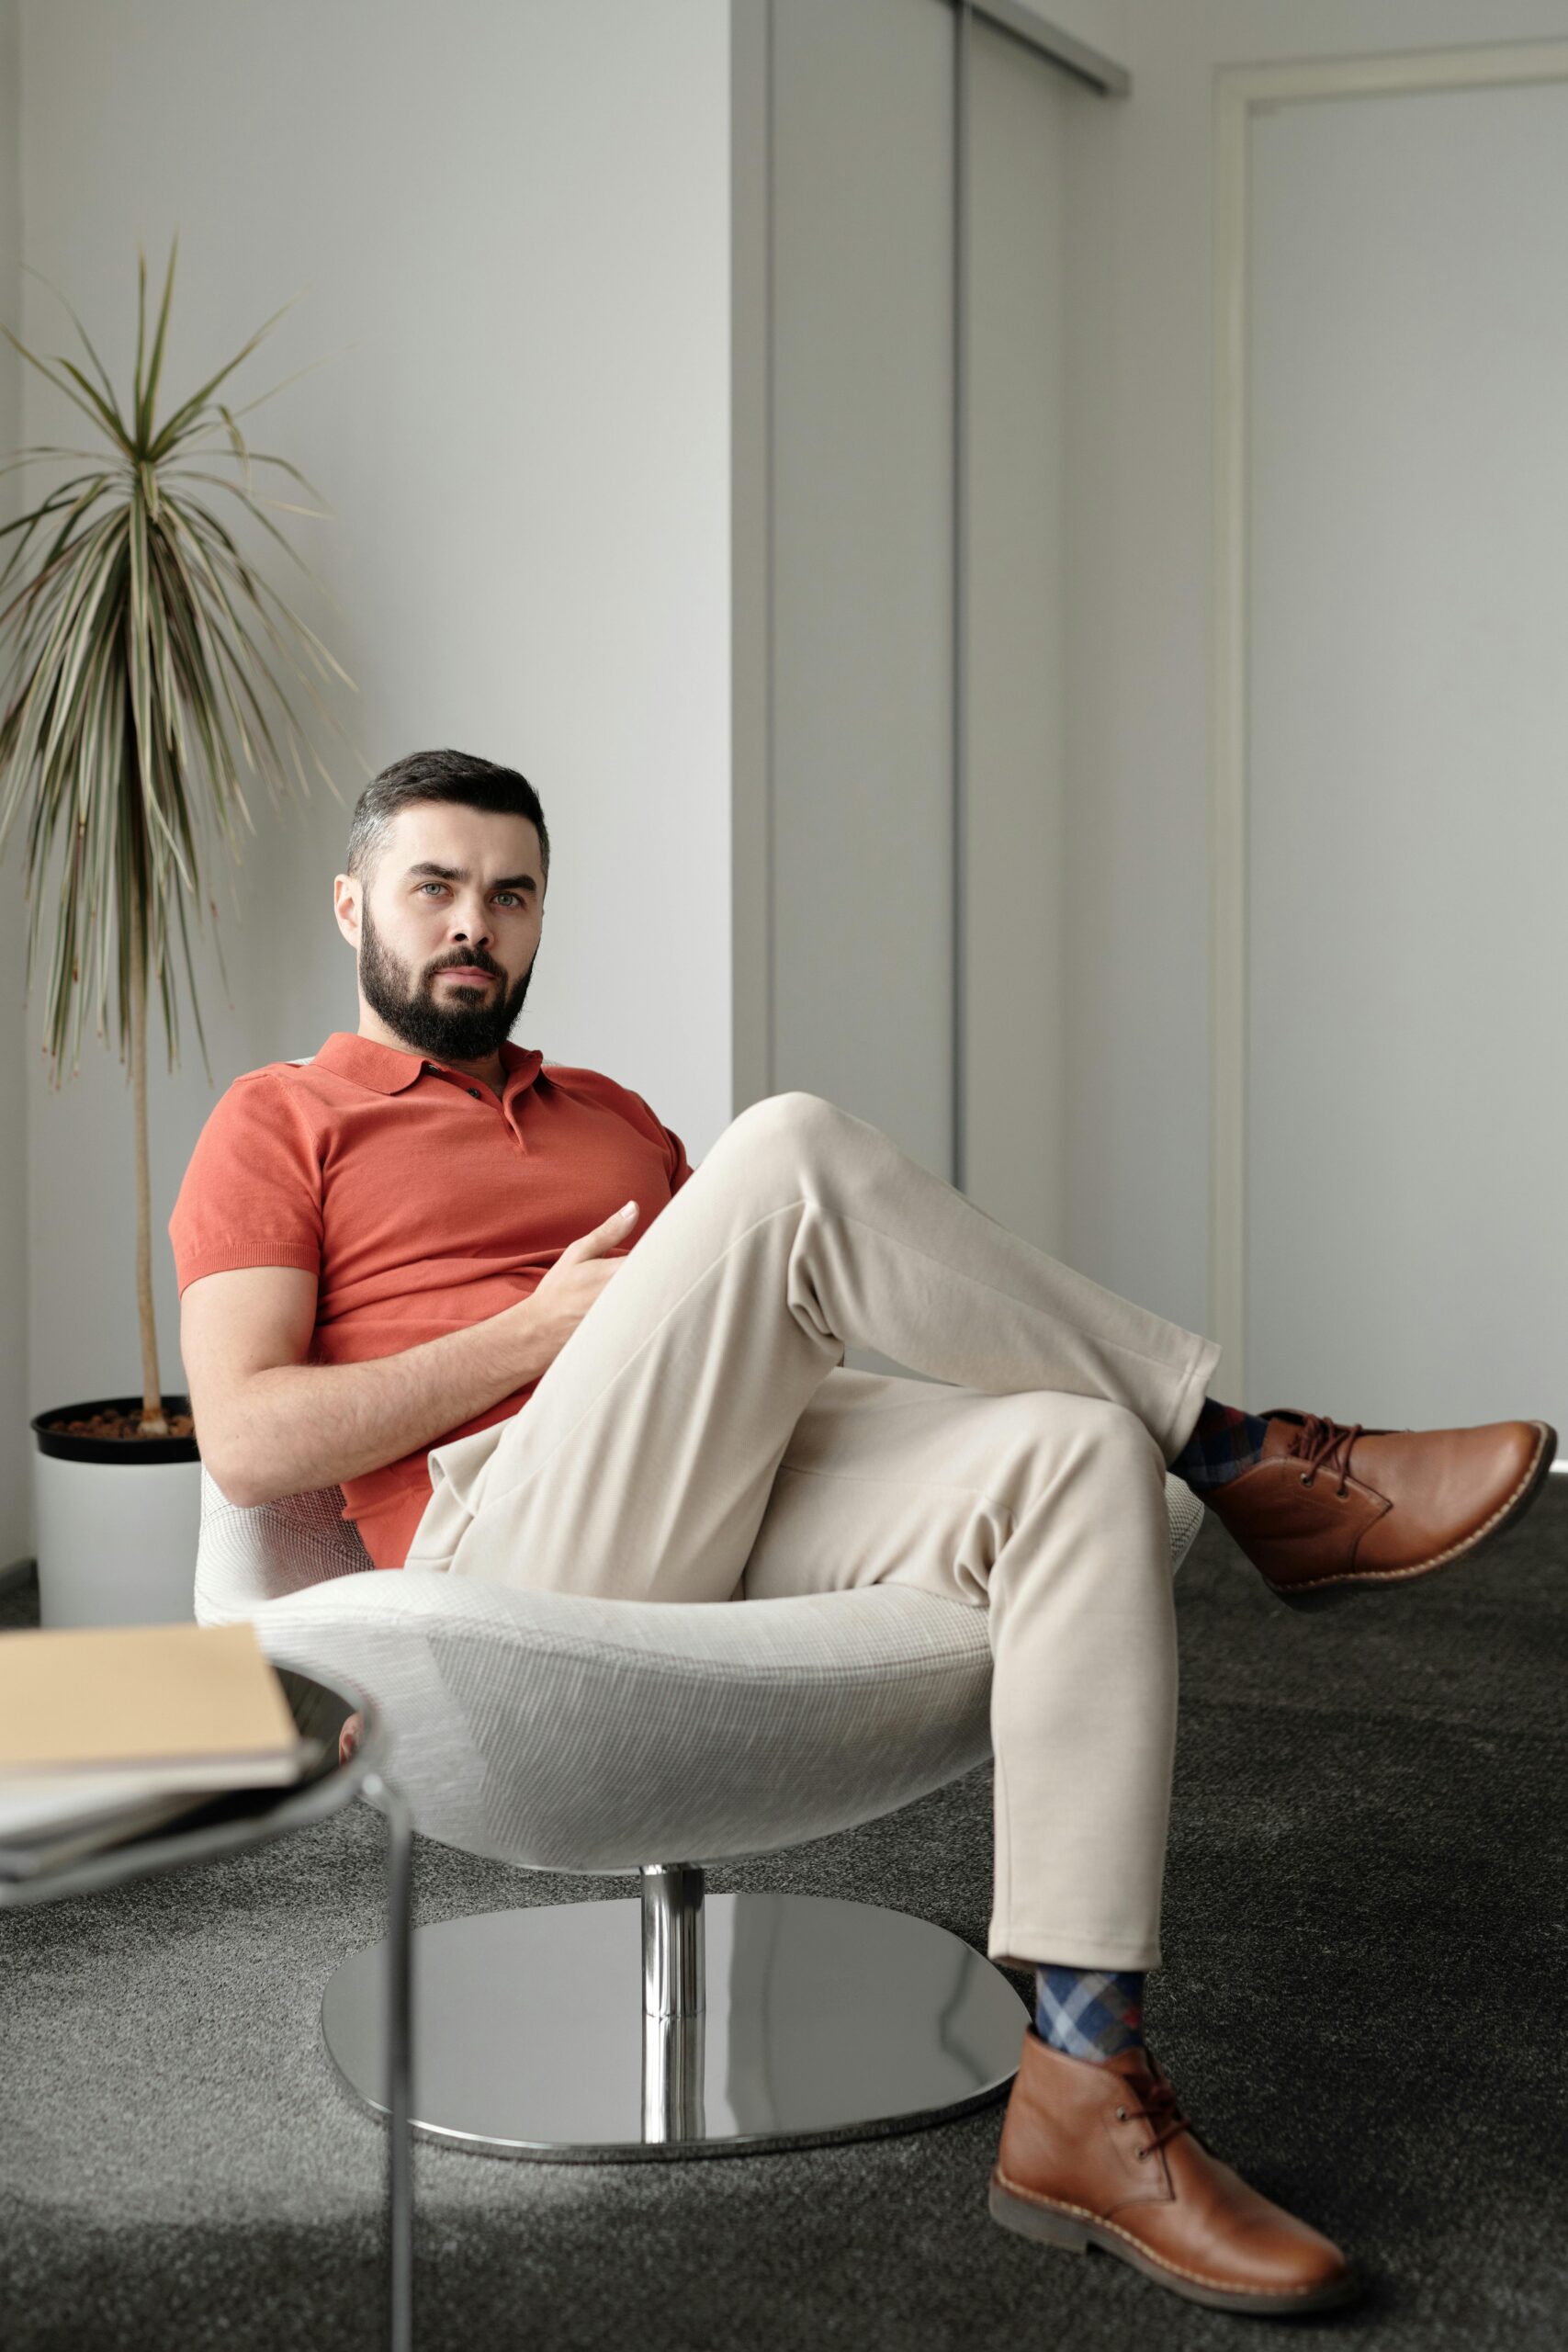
333, 875, 361, 947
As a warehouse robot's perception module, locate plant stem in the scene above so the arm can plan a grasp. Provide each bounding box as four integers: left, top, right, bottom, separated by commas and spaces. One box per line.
130, 888, 168, 1439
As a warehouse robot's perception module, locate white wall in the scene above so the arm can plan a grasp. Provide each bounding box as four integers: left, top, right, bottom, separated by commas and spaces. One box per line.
1058, 0, 1568, 1366
8, 0, 733, 1551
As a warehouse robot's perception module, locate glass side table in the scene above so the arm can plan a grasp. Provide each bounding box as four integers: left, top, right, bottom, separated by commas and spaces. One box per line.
0, 1660, 413, 2352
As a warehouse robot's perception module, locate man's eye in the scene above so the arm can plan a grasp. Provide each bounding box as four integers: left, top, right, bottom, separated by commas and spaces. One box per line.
418, 883, 525, 905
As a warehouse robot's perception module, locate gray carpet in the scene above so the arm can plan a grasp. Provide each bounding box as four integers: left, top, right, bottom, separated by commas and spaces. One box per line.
2, 1481, 1564, 2351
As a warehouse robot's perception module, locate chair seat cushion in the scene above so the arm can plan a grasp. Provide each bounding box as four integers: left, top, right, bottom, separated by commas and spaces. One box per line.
252, 1571, 996, 1871
197, 1466, 1204, 1871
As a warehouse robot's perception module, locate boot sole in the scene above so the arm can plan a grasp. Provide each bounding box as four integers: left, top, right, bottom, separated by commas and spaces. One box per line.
1268, 1419, 1558, 1613
988, 2174, 1360, 2315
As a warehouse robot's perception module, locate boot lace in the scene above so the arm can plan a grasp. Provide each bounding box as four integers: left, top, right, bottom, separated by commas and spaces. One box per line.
1121, 2066, 1196, 2162
1290, 1412, 1364, 1498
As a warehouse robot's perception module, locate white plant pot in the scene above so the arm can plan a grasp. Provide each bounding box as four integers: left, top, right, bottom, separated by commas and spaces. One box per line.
30, 1397, 203, 1629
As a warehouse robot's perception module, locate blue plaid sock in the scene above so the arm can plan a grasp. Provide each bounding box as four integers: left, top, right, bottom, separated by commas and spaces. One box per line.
1169, 1395, 1271, 1492
1034, 1962, 1145, 2062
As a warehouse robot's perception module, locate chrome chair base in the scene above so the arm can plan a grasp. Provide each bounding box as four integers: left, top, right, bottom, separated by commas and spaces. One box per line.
321, 1884, 1029, 2160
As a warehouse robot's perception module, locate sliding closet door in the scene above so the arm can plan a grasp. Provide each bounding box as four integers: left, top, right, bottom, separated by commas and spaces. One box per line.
960, 13, 1074, 1254
768, 0, 955, 1174
764, 1, 1089, 1382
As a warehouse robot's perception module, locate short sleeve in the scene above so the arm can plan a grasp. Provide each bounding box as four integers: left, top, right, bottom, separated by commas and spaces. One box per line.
626, 1087, 694, 1195
664, 1120, 694, 1194
168, 1071, 323, 1295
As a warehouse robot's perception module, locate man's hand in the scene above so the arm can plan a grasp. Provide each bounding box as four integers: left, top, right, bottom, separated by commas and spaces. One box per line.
525, 1200, 640, 1367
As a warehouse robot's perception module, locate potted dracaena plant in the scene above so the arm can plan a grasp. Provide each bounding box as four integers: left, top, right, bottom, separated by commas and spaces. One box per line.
0, 235, 358, 1626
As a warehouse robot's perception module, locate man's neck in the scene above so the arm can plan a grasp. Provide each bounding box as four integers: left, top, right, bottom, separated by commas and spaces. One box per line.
356, 1016, 505, 1098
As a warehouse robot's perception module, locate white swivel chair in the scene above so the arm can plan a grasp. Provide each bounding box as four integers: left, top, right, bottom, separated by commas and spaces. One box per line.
195, 1460, 1205, 2160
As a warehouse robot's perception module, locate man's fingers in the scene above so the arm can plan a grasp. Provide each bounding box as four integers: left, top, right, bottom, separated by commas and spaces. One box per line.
553, 1201, 640, 1271
587, 1201, 639, 1250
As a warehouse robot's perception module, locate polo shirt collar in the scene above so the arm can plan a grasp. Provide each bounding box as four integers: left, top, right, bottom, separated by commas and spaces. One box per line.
311, 1031, 546, 1098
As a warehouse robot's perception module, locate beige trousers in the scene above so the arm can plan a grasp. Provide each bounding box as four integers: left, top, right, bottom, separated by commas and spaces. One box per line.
406, 1091, 1223, 1973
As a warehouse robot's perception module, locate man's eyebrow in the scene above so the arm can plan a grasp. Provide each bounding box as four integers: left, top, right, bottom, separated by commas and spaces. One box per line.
403, 861, 538, 894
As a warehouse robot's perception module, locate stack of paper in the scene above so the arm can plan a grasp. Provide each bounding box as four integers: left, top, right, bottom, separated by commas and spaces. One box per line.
0, 1621, 323, 1879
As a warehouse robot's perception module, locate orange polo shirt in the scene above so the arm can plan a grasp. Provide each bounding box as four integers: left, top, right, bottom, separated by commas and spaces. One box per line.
168, 1031, 694, 1566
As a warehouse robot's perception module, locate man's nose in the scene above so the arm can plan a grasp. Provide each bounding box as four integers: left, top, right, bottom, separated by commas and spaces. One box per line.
450, 899, 493, 944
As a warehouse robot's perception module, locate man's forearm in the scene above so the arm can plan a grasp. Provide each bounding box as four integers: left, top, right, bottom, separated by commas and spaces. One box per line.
222, 1295, 556, 1507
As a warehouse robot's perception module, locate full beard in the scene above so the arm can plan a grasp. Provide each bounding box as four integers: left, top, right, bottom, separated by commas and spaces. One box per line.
357, 899, 534, 1061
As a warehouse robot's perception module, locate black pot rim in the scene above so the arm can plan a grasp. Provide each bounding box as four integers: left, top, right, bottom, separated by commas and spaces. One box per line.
31, 1396, 200, 1466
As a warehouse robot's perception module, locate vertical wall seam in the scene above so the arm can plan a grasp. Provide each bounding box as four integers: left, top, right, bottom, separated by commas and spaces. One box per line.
763, 0, 777, 1101
952, 0, 972, 1196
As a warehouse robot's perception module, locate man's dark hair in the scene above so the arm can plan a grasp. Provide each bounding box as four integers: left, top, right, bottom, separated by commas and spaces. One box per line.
346, 749, 550, 894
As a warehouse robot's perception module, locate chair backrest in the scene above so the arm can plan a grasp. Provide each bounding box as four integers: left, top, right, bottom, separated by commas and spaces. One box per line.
195, 1464, 372, 1624
187, 1044, 367, 1622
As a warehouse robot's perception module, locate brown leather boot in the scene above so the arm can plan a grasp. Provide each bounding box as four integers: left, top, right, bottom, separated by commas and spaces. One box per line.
990, 2029, 1357, 2315
1201, 1409, 1556, 1611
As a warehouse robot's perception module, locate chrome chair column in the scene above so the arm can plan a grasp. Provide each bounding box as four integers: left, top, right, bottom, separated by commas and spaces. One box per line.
640, 1863, 706, 2143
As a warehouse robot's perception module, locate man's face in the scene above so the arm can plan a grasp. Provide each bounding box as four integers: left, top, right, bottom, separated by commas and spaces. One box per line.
340, 803, 546, 1062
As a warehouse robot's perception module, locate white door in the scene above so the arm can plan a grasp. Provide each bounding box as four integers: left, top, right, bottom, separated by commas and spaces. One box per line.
1245, 76, 1568, 1432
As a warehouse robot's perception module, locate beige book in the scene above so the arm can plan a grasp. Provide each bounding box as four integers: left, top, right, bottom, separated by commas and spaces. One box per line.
0, 1620, 306, 1778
